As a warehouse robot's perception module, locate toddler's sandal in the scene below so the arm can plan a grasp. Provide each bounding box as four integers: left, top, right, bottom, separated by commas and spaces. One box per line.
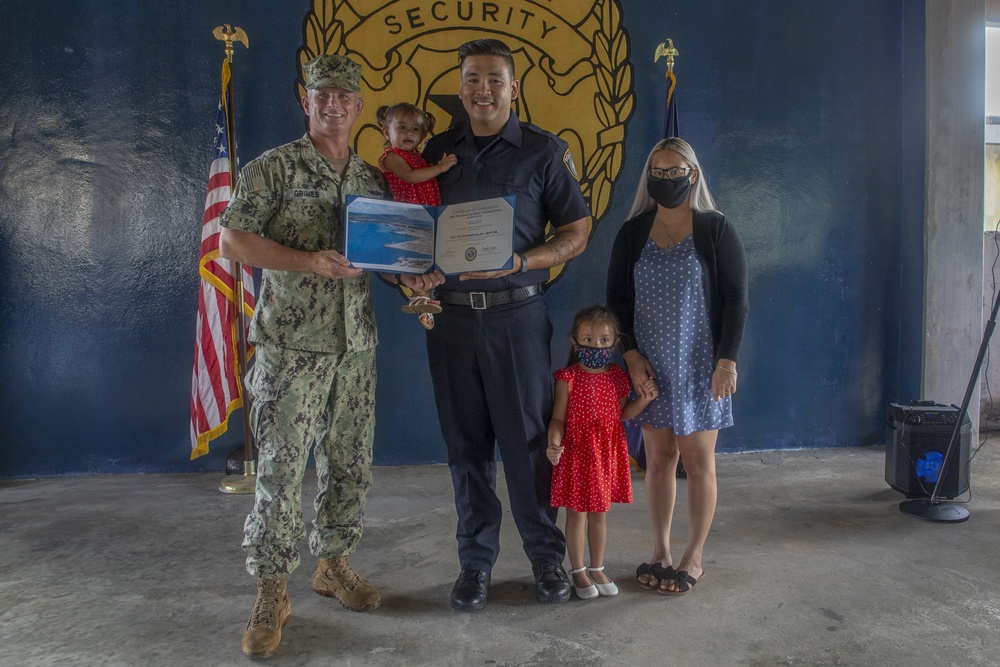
401, 295, 442, 314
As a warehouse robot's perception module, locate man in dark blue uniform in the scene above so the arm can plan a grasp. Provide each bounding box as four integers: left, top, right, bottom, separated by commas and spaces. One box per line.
415, 38, 590, 612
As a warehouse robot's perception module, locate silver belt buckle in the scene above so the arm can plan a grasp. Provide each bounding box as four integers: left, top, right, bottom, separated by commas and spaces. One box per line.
469, 292, 488, 310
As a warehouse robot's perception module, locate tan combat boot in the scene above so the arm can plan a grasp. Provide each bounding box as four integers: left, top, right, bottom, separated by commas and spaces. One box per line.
312, 556, 381, 611
242, 577, 291, 658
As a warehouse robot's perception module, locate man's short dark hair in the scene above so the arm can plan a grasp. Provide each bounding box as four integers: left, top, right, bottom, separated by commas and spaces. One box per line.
458, 39, 515, 78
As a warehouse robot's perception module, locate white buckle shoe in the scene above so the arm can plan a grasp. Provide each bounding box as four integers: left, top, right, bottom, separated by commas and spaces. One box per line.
568, 566, 598, 600
588, 565, 619, 597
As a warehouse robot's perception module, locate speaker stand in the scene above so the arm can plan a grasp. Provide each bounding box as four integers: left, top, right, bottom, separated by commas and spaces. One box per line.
898, 497, 969, 522
899, 278, 1000, 523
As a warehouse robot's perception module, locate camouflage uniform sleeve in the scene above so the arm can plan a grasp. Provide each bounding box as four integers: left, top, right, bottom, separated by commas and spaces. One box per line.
220, 156, 281, 236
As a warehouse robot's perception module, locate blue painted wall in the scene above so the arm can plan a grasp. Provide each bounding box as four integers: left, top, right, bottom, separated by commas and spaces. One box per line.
0, 1, 925, 476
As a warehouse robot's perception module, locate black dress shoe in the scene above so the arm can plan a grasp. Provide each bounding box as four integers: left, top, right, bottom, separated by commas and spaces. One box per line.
451, 570, 490, 612
532, 562, 571, 603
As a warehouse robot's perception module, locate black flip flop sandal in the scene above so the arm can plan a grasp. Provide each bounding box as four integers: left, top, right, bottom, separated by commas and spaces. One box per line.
659, 569, 703, 595
636, 562, 675, 591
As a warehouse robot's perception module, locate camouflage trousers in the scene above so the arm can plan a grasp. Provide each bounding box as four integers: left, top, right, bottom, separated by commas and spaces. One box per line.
242, 344, 376, 578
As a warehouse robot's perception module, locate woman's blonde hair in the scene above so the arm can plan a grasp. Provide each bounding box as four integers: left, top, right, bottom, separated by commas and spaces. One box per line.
627, 137, 717, 219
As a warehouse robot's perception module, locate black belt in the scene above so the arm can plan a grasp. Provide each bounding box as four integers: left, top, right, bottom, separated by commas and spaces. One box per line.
436, 284, 544, 310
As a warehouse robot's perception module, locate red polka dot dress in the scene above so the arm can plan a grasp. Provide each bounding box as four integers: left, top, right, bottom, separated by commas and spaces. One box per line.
550, 364, 633, 512
378, 146, 441, 205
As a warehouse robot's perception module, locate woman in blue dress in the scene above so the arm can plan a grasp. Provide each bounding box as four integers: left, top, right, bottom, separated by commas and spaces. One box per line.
606, 138, 748, 595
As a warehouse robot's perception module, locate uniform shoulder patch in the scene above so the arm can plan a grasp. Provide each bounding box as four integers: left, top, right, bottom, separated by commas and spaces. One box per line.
239, 161, 266, 193
562, 148, 580, 181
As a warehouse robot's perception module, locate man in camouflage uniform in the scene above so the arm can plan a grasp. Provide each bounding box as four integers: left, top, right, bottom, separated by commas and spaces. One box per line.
218, 54, 387, 659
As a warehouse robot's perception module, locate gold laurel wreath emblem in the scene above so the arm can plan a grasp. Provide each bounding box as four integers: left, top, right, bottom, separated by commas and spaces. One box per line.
296, 0, 635, 293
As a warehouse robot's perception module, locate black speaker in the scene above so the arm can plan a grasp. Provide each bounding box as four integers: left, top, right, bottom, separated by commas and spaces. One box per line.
885, 402, 971, 499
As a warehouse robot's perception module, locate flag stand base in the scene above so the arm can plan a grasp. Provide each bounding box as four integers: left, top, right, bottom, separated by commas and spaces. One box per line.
219, 460, 257, 494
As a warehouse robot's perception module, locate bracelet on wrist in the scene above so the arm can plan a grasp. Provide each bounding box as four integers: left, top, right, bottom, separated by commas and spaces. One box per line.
717, 364, 738, 376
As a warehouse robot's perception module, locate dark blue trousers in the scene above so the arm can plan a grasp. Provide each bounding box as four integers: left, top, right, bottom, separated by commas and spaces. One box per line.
426, 296, 566, 572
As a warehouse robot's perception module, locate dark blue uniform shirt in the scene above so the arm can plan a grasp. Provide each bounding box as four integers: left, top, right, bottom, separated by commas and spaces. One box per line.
424, 114, 591, 292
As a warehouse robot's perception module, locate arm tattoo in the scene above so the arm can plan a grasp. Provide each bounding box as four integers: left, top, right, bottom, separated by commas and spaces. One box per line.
521, 220, 588, 270
543, 233, 579, 264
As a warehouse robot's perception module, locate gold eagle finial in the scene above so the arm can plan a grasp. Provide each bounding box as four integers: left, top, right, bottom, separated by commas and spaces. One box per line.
654, 39, 679, 76
212, 24, 249, 62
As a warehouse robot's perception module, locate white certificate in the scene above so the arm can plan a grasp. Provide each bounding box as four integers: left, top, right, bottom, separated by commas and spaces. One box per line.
344, 195, 515, 275
433, 198, 514, 275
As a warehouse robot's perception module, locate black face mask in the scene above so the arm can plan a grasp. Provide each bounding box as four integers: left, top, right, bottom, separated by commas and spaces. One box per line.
647, 176, 691, 209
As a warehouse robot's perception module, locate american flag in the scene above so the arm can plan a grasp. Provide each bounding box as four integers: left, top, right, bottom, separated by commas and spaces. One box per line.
190, 61, 254, 459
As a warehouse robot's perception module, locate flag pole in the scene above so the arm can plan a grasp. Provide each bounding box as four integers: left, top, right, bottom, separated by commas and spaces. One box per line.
628, 40, 681, 478
628, 38, 684, 480
213, 25, 256, 495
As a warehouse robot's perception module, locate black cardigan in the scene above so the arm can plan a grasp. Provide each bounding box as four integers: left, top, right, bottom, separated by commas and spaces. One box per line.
606, 209, 749, 362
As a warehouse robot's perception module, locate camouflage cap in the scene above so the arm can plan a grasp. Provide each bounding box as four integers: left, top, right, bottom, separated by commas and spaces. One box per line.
303, 55, 362, 92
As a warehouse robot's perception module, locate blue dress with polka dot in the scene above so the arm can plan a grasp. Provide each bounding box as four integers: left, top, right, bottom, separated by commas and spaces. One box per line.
629, 235, 733, 435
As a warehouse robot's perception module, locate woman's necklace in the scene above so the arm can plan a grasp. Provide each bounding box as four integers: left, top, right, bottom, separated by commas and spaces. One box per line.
654, 215, 684, 249
661, 226, 679, 248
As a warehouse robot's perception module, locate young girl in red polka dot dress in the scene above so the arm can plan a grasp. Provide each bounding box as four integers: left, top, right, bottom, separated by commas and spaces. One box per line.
376, 102, 458, 330
547, 305, 659, 599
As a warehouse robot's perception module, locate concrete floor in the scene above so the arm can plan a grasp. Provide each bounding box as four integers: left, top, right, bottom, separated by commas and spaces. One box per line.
2, 443, 1000, 667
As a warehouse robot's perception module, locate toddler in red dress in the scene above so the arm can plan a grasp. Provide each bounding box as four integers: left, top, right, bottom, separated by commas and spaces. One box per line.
376, 103, 458, 329
547, 305, 658, 599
